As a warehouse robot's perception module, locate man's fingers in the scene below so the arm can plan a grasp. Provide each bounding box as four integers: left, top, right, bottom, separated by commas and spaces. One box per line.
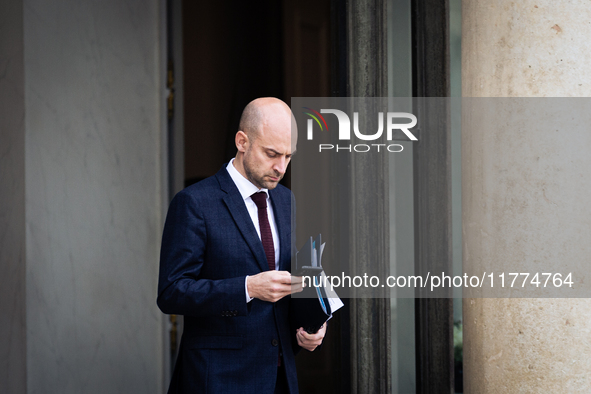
296, 324, 326, 350
247, 271, 310, 302
297, 328, 323, 341
291, 285, 303, 294
266, 271, 294, 301
296, 328, 323, 351
289, 275, 304, 293
272, 270, 293, 284
247, 271, 293, 302
290, 278, 303, 293
272, 271, 304, 293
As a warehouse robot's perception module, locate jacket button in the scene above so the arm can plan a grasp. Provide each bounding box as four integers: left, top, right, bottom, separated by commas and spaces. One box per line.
232, 310, 237, 316
272, 339, 278, 347
221, 311, 226, 317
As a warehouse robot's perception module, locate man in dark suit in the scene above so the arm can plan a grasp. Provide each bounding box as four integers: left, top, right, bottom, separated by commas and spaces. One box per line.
157, 97, 326, 393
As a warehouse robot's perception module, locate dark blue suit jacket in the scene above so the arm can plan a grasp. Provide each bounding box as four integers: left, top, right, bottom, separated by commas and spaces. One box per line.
157, 165, 298, 394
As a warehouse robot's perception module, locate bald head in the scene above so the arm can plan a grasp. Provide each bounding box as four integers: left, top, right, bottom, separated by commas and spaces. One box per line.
238, 97, 292, 141
233, 97, 296, 190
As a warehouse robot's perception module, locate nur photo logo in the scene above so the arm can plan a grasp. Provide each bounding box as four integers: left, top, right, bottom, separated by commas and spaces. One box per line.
302, 107, 418, 153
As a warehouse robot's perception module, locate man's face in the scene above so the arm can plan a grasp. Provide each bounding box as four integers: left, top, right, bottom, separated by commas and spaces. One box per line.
242, 112, 295, 190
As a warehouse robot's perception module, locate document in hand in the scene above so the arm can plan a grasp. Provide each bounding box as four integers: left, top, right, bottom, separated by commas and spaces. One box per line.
291, 234, 344, 334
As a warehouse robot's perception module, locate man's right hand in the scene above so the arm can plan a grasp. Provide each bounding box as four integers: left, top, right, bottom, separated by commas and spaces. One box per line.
247, 271, 303, 303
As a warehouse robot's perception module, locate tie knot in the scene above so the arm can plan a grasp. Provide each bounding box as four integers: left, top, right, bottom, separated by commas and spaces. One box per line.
251, 192, 268, 209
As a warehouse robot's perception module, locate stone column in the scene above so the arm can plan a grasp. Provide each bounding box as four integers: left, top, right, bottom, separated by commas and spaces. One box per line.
0, 1, 26, 392
0, 1, 165, 392
463, 1, 591, 392
341, 1, 391, 392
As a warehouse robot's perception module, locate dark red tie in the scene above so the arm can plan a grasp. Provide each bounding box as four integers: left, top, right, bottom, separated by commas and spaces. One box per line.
251, 192, 275, 271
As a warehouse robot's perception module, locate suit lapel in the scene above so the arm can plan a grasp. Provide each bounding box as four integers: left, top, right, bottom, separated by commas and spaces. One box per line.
216, 167, 269, 273
269, 188, 291, 272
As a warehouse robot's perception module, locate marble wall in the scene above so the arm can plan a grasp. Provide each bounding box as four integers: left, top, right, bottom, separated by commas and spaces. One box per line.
463, 0, 591, 392
0, 1, 26, 393
1, 0, 165, 392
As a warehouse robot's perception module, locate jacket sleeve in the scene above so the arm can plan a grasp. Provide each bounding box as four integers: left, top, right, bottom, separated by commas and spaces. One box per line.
156, 190, 249, 318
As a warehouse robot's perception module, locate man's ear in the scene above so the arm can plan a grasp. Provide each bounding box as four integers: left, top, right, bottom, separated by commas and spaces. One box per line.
235, 131, 248, 153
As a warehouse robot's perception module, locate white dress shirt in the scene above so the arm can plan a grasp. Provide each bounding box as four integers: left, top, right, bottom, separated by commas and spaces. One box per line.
226, 159, 280, 302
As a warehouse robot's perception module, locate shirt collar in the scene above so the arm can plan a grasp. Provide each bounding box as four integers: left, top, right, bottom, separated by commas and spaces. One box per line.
226, 158, 269, 201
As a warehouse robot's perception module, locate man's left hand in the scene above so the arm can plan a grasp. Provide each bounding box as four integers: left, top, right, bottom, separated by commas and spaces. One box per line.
296, 323, 326, 351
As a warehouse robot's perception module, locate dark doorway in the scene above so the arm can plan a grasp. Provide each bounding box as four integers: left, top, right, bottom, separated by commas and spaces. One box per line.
182, 1, 284, 186
181, 0, 331, 187
178, 1, 335, 392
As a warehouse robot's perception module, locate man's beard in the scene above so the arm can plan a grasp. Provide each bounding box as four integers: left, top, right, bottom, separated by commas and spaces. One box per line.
243, 157, 282, 190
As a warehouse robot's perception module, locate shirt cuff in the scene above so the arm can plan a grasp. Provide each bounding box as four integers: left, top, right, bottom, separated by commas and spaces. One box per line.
245, 276, 254, 303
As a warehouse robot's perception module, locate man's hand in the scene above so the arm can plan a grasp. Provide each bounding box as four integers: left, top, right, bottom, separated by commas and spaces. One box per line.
296, 323, 326, 351
247, 271, 303, 303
